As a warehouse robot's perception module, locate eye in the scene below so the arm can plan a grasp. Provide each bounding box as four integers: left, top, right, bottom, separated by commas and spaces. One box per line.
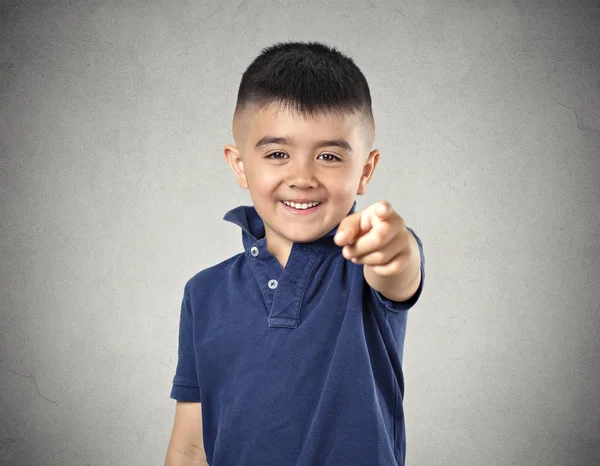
265, 151, 289, 160
318, 153, 341, 162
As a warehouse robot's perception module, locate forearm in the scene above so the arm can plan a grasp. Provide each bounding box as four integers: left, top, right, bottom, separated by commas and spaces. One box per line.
165, 445, 208, 466
364, 229, 421, 302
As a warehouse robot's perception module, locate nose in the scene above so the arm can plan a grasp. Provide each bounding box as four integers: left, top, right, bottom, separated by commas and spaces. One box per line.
286, 158, 318, 189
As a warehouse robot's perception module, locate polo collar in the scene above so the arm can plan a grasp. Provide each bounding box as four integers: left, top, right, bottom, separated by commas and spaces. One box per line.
223, 201, 357, 250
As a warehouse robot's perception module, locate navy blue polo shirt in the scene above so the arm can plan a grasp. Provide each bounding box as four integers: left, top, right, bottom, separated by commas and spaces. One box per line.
170, 202, 425, 466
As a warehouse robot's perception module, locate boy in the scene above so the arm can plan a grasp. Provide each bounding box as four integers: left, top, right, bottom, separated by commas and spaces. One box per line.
165, 41, 425, 466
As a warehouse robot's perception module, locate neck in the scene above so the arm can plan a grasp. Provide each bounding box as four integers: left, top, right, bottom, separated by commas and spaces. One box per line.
265, 232, 292, 269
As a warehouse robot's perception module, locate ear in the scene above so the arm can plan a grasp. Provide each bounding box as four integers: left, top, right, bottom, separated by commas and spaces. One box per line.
357, 149, 380, 195
224, 144, 248, 189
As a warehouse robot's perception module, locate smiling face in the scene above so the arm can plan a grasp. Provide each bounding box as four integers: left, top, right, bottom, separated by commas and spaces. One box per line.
224, 102, 379, 258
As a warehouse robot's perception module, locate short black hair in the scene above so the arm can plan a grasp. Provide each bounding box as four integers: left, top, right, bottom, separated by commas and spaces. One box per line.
234, 41, 375, 151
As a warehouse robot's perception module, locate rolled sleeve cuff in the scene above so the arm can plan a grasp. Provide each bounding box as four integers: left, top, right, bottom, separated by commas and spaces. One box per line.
170, 383, 201, 402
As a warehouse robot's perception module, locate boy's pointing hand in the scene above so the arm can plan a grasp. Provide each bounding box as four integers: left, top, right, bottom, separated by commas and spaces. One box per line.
333, 200, 414, 276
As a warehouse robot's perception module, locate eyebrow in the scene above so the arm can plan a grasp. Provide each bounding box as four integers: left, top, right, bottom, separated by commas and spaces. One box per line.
254, 135, 353, 153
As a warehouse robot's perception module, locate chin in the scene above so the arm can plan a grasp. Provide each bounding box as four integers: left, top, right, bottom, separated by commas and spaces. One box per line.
286, 230, 325, 244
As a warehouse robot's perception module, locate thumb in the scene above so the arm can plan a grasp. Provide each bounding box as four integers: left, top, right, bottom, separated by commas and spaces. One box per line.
371, 201, 392, 222
377, 201, 392, 217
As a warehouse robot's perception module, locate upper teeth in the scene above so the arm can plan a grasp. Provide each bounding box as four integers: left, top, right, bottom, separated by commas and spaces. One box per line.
283, 200, 321, 210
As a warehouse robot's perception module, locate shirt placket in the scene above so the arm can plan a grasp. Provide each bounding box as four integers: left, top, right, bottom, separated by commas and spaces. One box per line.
247, 241, 318, 329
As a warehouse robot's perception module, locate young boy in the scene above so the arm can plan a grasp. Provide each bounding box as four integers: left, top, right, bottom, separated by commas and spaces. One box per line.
165, 41, 425, 466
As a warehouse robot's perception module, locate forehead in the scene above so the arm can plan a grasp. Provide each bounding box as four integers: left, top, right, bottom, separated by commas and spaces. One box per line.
246, 103, 362, 146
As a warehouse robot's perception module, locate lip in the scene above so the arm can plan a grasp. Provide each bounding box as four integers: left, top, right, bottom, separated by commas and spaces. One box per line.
280, 200, 322, 215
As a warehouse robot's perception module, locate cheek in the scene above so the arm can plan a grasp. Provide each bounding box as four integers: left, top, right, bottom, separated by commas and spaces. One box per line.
247, 166, 279, 190
325, 171, 359, 196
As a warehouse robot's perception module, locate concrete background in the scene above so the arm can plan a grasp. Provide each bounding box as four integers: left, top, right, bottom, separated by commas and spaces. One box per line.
1, 0, 599, 464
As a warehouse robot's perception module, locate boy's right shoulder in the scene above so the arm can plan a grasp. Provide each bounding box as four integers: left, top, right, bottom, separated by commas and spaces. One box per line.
183, 251, 246, 294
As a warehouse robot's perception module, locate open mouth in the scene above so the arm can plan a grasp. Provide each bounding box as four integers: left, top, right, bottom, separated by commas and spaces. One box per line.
281, 200, 322, 210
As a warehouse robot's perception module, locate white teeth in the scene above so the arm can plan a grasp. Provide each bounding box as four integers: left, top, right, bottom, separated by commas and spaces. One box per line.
283, 200, 321, 210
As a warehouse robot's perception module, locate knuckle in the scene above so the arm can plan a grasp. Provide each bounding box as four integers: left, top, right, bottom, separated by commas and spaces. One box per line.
380, 223, 391, 236
373, 228, 386, 243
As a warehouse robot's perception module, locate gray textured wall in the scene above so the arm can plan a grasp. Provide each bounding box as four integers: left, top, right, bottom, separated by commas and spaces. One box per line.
1, 1, 599, 465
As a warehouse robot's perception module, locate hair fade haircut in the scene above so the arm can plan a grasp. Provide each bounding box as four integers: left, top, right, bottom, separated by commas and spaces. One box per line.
233, 40, 375, 152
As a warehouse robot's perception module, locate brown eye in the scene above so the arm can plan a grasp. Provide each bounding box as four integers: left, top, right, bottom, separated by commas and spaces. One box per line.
265, 152, 289, 159
318, 153, 341, 162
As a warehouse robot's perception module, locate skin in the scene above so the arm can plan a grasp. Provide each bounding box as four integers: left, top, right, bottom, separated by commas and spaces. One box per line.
224, 101, 421, 302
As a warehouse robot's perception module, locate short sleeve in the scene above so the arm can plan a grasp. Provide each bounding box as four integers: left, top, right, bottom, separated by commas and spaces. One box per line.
370, 226, 425, 313
170, 288, 201, 401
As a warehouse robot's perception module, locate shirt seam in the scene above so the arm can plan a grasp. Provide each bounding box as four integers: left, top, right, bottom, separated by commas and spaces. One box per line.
386, 309, 401, 463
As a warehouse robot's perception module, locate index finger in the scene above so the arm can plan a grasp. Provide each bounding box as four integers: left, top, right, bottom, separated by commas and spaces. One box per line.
333, 212, 361, 246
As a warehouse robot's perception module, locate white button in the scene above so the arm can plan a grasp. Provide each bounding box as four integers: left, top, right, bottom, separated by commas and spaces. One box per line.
268, 279, 278, 289
250, 246, 259, 257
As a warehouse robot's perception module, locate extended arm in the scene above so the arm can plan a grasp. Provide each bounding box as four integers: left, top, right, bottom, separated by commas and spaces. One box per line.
363, 227, 421, 302
334, 201, 422, 302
